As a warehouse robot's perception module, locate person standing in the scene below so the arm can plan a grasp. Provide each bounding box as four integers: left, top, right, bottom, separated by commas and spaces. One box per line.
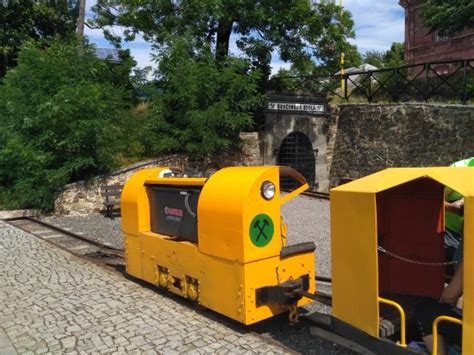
444, 158, 473, 265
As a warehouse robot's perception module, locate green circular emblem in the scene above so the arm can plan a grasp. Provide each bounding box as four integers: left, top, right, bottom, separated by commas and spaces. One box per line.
249, 214, 274, 247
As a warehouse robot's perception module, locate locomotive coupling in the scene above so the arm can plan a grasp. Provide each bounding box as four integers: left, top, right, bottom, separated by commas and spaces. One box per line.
255, 275, 310, 307
255, 274, 310, 325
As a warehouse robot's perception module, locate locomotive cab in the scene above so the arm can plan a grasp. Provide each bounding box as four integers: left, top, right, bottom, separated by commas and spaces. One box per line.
330, 167, 473, 354
121, 166, 316, 325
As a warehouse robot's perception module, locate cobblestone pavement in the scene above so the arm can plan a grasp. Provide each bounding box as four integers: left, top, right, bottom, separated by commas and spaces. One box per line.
0, 221, 354, 354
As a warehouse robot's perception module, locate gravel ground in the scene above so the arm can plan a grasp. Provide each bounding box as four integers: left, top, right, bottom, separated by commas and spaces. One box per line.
281, 195, 331, 278
42, 195, 332, 276
41, 214, 124, 250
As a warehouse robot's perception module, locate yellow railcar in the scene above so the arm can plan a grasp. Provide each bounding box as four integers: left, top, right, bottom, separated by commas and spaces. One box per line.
121, 166, 316, 325
330, 167, 473, 354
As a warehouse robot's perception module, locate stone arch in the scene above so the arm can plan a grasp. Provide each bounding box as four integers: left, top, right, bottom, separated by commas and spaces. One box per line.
277, 131, 316, 189
263, 94, 331, 191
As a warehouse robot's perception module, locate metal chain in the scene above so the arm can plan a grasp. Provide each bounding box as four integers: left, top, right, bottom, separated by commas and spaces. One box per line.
288, 304, 299, 325
378, 246, 458, 266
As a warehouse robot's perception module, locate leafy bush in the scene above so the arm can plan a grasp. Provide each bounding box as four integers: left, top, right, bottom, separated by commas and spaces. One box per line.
143, 39, 263, 160
0, 39, 130, 211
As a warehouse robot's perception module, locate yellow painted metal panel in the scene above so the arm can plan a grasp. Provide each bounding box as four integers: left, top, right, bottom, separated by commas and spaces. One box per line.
331, 190, 379, 337
137, 230, 315, 324
198, 257, 244, 323
140, 232, 198, 284
121, 167, 167, 236
333, 167, 474, 197
427, 167, 474, 197
144, 178, 206, 186
124, 234, 142, 278
463, 196, 473, 354
139, 231, 246, 323
243, 167, 282, 263
332, 168, 422, 193
122, 167, 168, 279
198, 166, 282, 263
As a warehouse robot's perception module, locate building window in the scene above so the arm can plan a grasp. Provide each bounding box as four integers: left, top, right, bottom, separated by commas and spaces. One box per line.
436, 31, 450, 42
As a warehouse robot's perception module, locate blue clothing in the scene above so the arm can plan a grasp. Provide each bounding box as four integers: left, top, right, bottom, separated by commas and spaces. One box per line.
453, 237, 464, 263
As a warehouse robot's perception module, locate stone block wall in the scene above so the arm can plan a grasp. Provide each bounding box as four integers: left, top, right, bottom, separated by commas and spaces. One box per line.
325, 105, 340, 169
54, 133, 262, 215
329, 103, 474, 186
54, 155, 188, 215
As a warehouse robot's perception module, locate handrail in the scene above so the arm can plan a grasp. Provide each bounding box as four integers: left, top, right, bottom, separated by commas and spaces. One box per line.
272, 58, 474, 104
279, 166, 309, 205
280, 183, 309, 205
378, 297, 407, 347
432, 315, 462, 355
277, 58, 474, 79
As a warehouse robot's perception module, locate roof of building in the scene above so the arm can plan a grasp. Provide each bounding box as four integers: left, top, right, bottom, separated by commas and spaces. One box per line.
95, 48, 121, 63
335, 63, 378, 75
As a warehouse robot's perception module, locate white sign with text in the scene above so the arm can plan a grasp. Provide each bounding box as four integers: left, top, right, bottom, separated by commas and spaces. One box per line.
267, 102, 325, 113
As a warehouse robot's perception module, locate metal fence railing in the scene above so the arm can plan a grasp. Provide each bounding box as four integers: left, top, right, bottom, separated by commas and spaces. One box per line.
271, 59, 474, 104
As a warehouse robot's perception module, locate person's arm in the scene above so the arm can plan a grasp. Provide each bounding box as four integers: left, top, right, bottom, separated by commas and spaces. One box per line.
445, 198, 464, 215
440, 262, 463, 306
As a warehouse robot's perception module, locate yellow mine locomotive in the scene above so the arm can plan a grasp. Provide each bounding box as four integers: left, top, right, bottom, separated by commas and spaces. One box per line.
121, 166, 315, 325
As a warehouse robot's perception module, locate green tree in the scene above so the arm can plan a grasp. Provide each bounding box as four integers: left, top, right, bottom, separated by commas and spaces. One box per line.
422, 0, 474, 36
92, 0, 357, 81
143, 38, 261, 160
0, 39, 130, 210
0, 0, 79, 77
363, 42, 405, 68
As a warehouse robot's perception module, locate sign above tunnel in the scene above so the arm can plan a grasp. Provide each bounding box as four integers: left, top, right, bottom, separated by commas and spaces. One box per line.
267, 102, 326, 114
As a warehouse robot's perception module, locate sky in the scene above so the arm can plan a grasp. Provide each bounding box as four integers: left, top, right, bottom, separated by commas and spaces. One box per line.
85, 0, 405, 74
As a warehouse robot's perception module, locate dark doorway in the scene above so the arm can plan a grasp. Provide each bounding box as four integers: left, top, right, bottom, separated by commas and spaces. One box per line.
277, 131, 315, 189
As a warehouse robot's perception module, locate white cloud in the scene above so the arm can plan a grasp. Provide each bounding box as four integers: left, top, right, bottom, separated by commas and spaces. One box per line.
344, 0, 405, 52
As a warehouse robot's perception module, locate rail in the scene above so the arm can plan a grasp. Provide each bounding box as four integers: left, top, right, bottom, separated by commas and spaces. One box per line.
273, 58, 474, 104
432, 316, 462, 355
378, 297, 407, 347
6, 217, 124, 266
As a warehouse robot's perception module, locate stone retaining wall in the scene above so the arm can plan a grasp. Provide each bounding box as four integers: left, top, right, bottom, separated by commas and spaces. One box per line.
0, 209, 38, 220
329, 103, 474, 186
54, 133, 262, 215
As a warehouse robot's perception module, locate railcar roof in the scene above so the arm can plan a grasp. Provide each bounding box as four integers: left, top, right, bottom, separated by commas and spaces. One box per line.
331, 167, 474, 196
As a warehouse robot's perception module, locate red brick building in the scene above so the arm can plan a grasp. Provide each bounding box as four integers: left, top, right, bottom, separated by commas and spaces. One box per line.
399, 0, 474, 70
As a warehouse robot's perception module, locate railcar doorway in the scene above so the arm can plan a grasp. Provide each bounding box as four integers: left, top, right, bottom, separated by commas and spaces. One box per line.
277, 131, 315, 189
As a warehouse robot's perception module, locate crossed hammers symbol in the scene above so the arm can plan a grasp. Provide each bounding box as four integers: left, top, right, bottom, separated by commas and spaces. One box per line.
253, 219, 270, 241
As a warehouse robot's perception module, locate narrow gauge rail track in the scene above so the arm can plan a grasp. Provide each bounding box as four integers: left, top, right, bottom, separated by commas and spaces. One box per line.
282, 189, 330, 200
6, 217, 124, 267
6, 217, 334, 304
301, 190, 330, 200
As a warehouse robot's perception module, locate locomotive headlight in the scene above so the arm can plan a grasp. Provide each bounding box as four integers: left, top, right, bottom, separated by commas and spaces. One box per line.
261, 181, 276, 200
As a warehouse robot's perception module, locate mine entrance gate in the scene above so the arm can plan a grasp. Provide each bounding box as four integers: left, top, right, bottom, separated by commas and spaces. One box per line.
277, 131, 316, 189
